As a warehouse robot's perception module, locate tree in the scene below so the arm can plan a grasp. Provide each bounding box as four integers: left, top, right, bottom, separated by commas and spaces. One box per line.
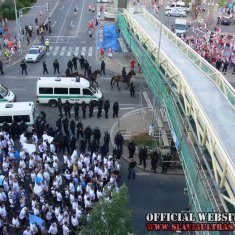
79, 184, 134, 235
218, 0, 226, 8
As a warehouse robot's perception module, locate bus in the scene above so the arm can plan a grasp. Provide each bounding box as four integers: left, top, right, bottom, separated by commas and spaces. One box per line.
36, 77, 103, 107
0, 102, 36, 133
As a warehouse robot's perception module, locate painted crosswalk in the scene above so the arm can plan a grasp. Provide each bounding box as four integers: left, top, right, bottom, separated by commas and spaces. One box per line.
44, 46, 95, 57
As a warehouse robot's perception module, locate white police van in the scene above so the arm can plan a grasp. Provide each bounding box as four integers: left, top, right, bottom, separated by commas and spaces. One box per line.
36, 77, 103, 107
0, 84, 16, 102
0, 102, 36, 133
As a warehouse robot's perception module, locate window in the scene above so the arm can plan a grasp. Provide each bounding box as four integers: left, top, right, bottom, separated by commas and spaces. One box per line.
54, 88, 68, 94
39, 87, 53, 94
14, 115, 30, 123
0, 116, 12, 123
83, 89, 93, 96
69, 88, 80, 94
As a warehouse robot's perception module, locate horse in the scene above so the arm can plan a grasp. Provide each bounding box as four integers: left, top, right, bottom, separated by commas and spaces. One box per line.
110, 70, 136, 90
80, 69, 101, 87
65, 70, 101, 86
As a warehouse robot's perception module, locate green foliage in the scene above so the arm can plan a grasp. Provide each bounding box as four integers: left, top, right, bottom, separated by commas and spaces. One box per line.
80, 185, 134, 235
218, 0, 226, 8
0, 0, 37, 20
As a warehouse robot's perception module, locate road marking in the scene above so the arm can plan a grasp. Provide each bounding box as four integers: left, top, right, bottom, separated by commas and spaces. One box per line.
81, 47, 86, 56
74, 47, 79, 56
70, 20, 74, 28
11, 89, 27, 91
67, 46, 73, 56
59, 5, 65, 11
143, 91, 152, 108
60, 46, 66, 56
52, 46, 59, 56
46, 46, 53, 55
52, 21, 57, 28
88, 47, 93, 56
136, 172, 150, 176
57, 0, 74, 42
76, 0, 85, 37
80, 41, 86, 43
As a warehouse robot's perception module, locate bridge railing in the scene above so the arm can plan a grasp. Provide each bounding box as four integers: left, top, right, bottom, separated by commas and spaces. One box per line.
141, 8, 235, 109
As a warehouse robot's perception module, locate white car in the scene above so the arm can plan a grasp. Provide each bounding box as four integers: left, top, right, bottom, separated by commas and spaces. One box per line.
24, 45, 46, 62
97, 0, 111, 3
165, 8, 187, 17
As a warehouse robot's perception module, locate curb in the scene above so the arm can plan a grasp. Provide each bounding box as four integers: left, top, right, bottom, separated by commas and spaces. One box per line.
110, 108, 184, 175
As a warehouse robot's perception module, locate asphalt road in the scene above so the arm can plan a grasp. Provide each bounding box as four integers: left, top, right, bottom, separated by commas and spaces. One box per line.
0, 0, 187, 234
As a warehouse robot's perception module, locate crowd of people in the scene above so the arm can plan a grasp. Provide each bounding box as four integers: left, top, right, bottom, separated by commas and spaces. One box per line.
0, 104, 124, 234
0, 17, 20, 64
181, 26, 235, 75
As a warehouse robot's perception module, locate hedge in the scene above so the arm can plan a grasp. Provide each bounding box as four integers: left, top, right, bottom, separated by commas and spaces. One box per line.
0, 0, 37, 20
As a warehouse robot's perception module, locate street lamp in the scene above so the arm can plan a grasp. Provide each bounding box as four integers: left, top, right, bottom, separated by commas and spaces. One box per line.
13, 0, 22, 54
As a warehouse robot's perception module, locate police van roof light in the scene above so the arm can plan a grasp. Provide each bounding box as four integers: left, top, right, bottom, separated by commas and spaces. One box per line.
5, 104, 13, 108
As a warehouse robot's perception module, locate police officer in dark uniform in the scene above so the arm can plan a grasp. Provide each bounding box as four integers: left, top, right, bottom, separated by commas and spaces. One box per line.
130, 81, 135, 97
84, 125, 92, 146
67, 60, 73, 74
103, 99, 110, 119
97, 99, 103, 118
76, 121, 84, 140
72, 55, 78, 71
63, 100, 71, 118
19, 121, 28, 134
81, 101, 86, 119
53, 59, 60, 74
113, 147, 121, 160
43, 61, 49, 74
138, 146, 148, 169
65, 67, 70, 77
104, 131, 110, 151
80, 138, 86, 153
69, 120, 76, 136
10, 121, 19, 139
90, 139, 98, 158
79, 55, 85, 69
150, 149, 159, 173
20, 60, 28, 75
56, 117, 62, 132
62, 118, 69, 136
114, 132, 124, 154
57, 98, 63, 117
161, 153, 171, 174
83, 60, 89, 74
74, 102, 79, 120
93, 127, 101, 147
2, 122, 10, 133
100, 60, 105, 75
61, 135, 70, 153
89, 101, 94, 118
113, 100, 119, 118
70, 136, 76, 154
128, 140, 136, 158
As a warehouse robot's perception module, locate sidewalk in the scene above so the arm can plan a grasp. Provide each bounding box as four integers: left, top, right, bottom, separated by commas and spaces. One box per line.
110, 108, 184, 175
1, 0, 59, 68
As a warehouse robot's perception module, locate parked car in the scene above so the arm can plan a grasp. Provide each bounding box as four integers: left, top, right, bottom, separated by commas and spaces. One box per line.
165, 8, 187, 17
24, 45, 46, 62
97, 0, 111, 2
221, 14, 232, 25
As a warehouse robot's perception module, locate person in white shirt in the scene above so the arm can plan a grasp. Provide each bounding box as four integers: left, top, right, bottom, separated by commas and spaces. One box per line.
23, 226, 32, 235
0, 188, 7, 202
48, 222, 58, 234
19, 207, 28, 225
30, 222, 39, 235
56, 191, 62, 207
62, 222, 70, 235
12, 214, 20, 232
71, 213, 79, 229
